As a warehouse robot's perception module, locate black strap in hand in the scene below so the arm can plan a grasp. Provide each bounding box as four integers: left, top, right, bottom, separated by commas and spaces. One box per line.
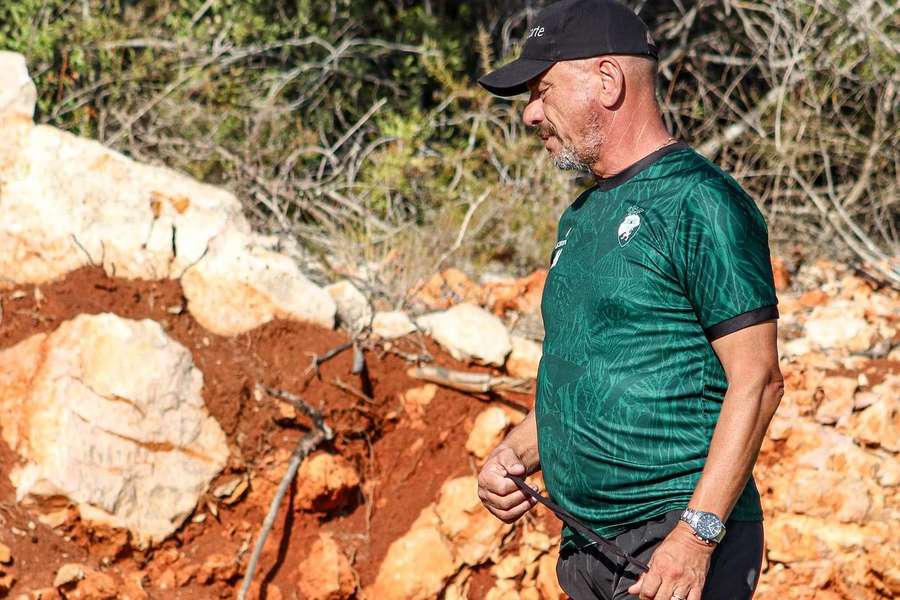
507, 474, 650, 573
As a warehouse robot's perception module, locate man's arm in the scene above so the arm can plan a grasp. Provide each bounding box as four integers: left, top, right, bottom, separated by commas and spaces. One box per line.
686, 319, 784, 519
629, 320, 784, 600
477, 409, 541, 523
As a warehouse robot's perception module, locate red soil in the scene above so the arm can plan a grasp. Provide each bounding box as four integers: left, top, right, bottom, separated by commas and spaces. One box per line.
0, 267, 552, 599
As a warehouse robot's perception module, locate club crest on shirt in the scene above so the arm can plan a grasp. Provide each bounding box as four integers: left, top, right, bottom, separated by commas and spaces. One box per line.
617, 206, 644, 246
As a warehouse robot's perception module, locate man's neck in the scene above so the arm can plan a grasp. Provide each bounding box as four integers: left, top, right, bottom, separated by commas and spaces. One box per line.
590, 116, 674, 179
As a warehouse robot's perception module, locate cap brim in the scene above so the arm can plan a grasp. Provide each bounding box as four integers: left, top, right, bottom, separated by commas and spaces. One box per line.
478, 58, 554, 97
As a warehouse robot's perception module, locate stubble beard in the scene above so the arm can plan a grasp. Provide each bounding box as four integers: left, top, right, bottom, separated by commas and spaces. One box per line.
547, 112, 606, 173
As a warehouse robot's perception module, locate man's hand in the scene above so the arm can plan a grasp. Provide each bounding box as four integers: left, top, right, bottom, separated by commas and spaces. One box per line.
627, 522, 714, 600
477, 446, 537, 523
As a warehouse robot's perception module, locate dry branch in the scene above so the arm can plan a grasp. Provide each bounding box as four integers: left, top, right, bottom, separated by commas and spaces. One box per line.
238, 386, 334, 600
407, 365, 532, 395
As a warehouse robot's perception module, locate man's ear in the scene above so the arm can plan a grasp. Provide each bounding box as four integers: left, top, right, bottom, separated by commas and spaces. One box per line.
595, 57, 625, 109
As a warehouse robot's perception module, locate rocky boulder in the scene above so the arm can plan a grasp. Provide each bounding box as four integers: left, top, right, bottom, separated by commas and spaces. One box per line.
0, 313, 229, 545
0, 52, 335, 336
0, 51, 36, 122
366, 476, 513, 599
416, 303, 512, 366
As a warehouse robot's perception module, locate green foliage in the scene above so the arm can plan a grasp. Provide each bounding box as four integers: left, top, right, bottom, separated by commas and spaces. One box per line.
1, 0, 895, 293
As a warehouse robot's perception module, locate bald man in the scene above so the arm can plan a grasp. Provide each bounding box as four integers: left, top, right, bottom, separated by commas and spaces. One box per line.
477, 1, 783, 599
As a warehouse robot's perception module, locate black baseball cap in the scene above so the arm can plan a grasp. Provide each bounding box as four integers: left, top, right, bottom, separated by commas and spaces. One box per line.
478, 0, 658, 97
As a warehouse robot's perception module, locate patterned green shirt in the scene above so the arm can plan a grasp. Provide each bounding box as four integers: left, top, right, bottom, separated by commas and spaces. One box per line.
535, 142, 778, 548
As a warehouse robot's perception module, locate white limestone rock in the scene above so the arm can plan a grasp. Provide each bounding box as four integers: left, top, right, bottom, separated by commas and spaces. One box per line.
465, 407, 511, 459
0, 313, 229, 545
371, 310, 417, 340
325, 280, 372, 334
804, 302, 876, 353
0, 51, 36, 121
416, 303, 512, 366
0, 53, 335, 336
180, 231, 335, 336
505, 335, 542, 379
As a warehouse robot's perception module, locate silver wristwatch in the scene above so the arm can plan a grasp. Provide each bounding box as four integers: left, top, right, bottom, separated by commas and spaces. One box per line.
680, 508, 726, 545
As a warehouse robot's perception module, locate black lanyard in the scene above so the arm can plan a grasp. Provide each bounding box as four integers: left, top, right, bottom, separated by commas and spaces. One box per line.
507, 474, 650, 573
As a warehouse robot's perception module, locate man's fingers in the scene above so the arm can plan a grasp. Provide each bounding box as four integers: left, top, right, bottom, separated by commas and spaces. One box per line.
493, 448, 526, 475
635, 571, 661, 600
627, 574, 642, 596
656, 581, 676, 600
479, 487, 530, 510
487, 499, 534, 523
687, 586, 703, 600
478, 464, 521, 496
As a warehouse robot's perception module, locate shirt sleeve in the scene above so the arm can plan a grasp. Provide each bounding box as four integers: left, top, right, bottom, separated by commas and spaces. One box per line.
673, 176, 779, 341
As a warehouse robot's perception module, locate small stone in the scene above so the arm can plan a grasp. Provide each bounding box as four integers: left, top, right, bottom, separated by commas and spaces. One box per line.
506, 335, 542, 379
804, 302, 876, 352
325, 280, 373, 334
813, 376, 857, 425
295, 453, 360, 512
401, 384, 438, 426
197, 553, 237, 584
37, 508, 70, 529
213, 476, 244, 500
416, 303, 512, 366
482, 270, 547, 315
296, 533, 356, 600
413, 268, 483, 310
53, 563, 85, 588
0, 542, 10, 564
465, 407, 511, 459
850, 398, 899, 452
371, 311, 417, 340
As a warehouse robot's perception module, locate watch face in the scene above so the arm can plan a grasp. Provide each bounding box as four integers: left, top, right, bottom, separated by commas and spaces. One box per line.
695, 513, 724, 539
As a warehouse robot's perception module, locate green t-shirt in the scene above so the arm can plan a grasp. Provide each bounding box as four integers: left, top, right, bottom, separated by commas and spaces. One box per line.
535, 142, 778, 548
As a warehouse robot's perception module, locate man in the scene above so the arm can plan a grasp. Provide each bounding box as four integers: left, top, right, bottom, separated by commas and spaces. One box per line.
475, 1, 784, 599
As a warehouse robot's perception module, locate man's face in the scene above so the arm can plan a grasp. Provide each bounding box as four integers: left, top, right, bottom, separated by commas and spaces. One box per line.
523, 61, 606, 172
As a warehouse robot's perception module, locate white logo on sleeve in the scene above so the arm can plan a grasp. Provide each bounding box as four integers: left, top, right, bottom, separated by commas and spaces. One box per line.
617, 206, 644, 246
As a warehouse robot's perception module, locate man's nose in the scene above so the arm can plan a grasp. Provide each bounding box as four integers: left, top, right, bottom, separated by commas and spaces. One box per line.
522, 94, 544, 127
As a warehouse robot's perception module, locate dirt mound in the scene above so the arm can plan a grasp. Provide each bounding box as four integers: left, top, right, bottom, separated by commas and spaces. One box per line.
0, 267, 552, 599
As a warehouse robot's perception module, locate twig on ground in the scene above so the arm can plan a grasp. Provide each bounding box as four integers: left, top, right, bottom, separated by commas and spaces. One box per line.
330, 376, 375, 404
238, 386, 333, 600
303, 340, 354, 376
407, 366, 533, 406
382, 346, 433, 363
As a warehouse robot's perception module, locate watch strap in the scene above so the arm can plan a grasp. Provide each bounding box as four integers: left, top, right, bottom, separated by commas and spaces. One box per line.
679, 508, 725, 544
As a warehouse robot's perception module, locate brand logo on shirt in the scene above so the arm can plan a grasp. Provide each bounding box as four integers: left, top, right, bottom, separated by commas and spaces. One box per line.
550, 226, 572, 268
617, 206, 644, 246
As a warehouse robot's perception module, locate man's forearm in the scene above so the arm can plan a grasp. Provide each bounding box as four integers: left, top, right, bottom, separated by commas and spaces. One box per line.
492, 409, 541, 474
687, 373, 784, 520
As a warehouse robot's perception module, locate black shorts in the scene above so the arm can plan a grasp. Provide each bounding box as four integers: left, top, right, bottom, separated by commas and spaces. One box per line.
556, 510, 763, 600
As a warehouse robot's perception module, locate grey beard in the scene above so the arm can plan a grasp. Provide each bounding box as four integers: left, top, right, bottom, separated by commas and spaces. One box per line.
552, 146, 591, 172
